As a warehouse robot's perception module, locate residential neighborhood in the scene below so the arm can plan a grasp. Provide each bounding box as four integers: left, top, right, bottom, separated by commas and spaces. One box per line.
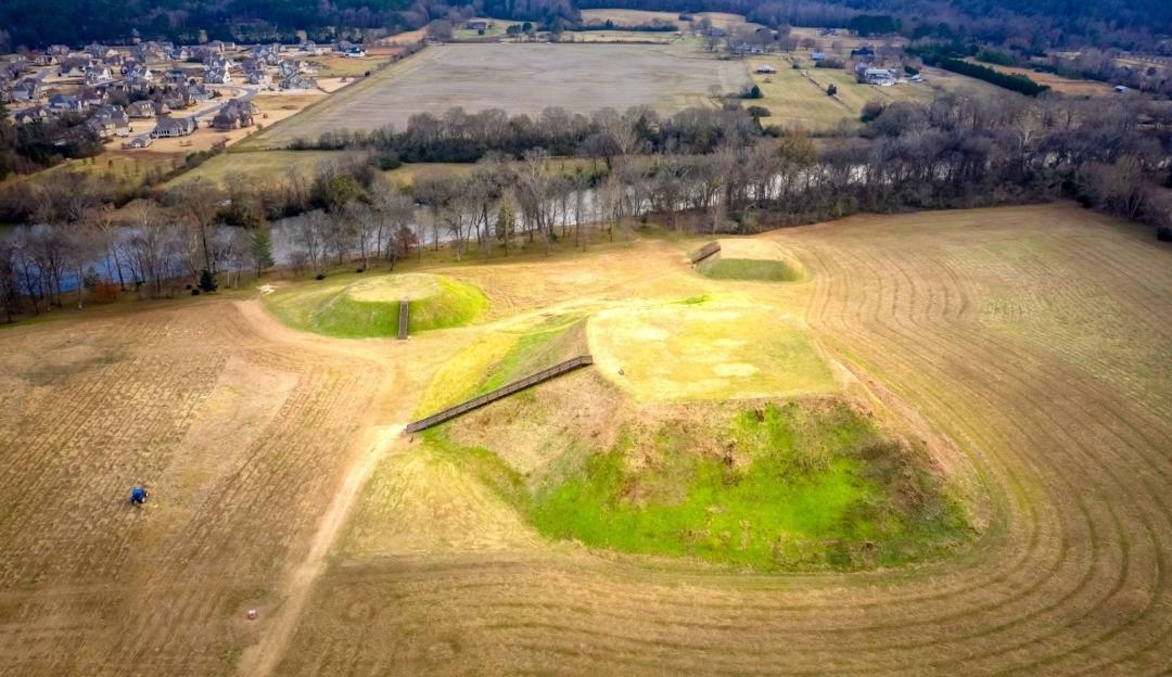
0, 37, 361, 151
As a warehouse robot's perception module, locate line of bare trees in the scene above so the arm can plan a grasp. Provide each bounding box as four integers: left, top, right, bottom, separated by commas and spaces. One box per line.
4, 86, 1170, 324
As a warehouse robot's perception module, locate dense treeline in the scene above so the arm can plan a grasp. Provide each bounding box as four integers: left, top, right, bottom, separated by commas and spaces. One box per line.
0, 0, 575, 49
932, 58, 1050, 97
292, 105, 763, 165
576, 0, 1172, 52
2, 0, 1172, 53
0, 108, 104, 179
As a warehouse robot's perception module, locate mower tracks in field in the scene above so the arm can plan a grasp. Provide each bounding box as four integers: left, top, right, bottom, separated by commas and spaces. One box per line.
237, 422, 406, 677
233, 299, 446, 677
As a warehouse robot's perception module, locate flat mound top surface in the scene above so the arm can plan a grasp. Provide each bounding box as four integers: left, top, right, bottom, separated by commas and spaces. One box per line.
251, 43, 749, 148
588, 302, 838, 402
347, 273, 440, 302
716, 238, 788, 260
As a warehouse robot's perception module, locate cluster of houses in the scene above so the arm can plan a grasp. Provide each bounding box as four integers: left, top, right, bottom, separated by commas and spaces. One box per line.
751, 47, 919, 88
1, 37, 351, 145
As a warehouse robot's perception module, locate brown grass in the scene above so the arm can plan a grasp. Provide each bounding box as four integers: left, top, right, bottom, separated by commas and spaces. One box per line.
275, 204, 1172, 675
966, 59, 1117, 97
247, 43, 748, 149
4, 204, 1172, 675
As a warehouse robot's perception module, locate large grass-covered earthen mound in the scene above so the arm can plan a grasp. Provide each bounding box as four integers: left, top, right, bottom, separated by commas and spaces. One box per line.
423, 318, 976, 572
265, 273, 487, 338
520, 399, 974, 571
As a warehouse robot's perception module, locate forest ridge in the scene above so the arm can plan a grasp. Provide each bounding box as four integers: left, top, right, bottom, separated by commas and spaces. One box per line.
1, 0, 1170, 52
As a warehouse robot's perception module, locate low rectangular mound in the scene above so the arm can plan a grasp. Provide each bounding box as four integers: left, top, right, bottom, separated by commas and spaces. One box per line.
700, 258, 799, 282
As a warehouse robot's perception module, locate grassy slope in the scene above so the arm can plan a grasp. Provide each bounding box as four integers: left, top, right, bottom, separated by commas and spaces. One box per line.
422, 318, 971, 571
526, 400, 969, 571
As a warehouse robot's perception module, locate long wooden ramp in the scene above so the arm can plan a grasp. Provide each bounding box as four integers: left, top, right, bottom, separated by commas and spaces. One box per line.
403, 355, 594, 434
397, 300, 409, 340
691, 241, 721, 266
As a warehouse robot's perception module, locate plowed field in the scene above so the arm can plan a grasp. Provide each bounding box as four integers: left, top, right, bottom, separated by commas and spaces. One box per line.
2, 203, 1171, 675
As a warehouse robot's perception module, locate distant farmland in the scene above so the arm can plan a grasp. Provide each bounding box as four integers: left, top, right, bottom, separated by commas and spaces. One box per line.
247, 43, 749, 149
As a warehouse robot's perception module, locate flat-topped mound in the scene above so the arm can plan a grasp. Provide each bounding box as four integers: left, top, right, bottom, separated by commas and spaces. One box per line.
265, 273, 487, 338
695, 238, 803, 282
345, 273, 442, 302
588, 300, 838, 402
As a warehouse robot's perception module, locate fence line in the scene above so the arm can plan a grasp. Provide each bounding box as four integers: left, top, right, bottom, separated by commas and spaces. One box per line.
403, 355, 594, 434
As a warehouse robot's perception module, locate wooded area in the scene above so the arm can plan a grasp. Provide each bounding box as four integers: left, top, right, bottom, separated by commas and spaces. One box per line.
1, 0, 1170, 52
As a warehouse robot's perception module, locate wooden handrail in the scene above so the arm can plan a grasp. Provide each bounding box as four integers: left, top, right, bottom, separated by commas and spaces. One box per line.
403, 355, 594, 433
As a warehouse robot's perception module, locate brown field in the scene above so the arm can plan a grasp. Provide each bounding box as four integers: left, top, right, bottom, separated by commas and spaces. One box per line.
3, 203, 1172, 675
166, 150, 349, 186
246, 43, 749, 149
580, 8, 688, 28
971, 60, 1117, 97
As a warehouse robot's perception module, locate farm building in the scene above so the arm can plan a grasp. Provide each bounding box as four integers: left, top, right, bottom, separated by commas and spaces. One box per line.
858, 65, 898, 85
755, 65, 777, 74
151, 116, 198, 138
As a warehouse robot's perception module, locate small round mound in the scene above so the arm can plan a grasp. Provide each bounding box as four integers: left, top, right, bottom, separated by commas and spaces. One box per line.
267, 273, 487, 338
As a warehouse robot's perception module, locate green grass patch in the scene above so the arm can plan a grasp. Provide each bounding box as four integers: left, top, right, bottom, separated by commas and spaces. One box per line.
264, 273, 487, 338
700, 258, 800, 282
474, 315, 588, 395
457, 399, 971, 571
408, 276, 489, 331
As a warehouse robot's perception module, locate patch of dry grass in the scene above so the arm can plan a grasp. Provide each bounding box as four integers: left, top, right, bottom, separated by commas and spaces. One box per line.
588, 300, 839, 402
249, 43, 747, 148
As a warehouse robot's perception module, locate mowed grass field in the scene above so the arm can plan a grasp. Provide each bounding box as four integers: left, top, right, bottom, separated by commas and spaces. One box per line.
745, 57, 1007, 131
745, 56, 934, 131
3, 204, 1172, 674
248, 43, 749, 149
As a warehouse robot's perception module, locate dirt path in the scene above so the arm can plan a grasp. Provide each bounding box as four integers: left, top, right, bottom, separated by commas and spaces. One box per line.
236, 422, 405, 677
230, 299, 455, 677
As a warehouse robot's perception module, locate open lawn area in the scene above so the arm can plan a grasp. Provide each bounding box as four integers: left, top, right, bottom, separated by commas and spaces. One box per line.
166, 150, 348, 186
745, 56, 1008, 131
247, 43, 748, 149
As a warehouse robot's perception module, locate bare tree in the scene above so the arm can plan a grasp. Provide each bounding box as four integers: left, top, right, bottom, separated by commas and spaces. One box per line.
167, 178, 226, 275
124, 201, 183, 299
